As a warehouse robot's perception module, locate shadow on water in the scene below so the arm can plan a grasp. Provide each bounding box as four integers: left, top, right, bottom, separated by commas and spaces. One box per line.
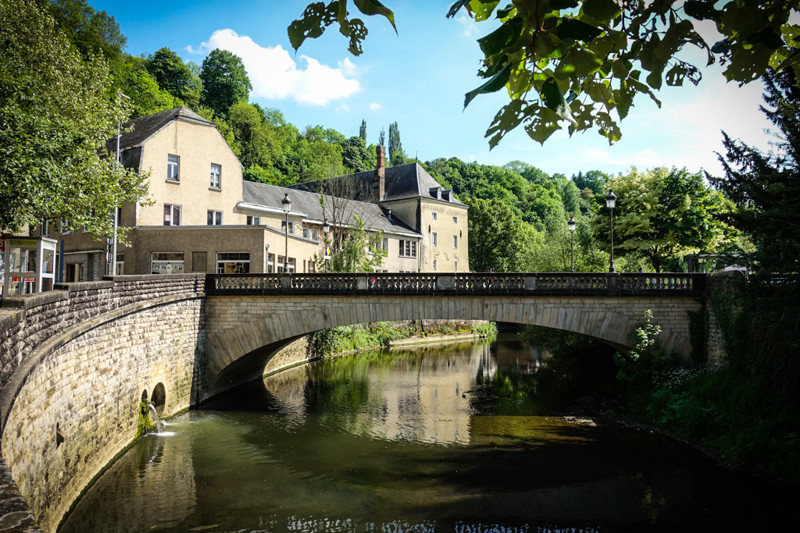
59, 337, 800, 533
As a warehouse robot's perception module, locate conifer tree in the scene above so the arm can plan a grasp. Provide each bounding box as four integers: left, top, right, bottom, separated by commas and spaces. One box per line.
711, 68, 800, 274
359, 119, 367, 142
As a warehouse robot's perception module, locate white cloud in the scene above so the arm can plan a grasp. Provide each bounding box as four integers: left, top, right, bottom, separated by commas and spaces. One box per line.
199, 29, 361, 106
457, 15, 479, 38
369, 102, 382, 110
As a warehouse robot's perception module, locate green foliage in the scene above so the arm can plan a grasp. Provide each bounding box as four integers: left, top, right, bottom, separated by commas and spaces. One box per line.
111, 56, 181, 117
359, 118, 367, 141
711, 68, 800, 275
292, 1, 800, 146
288, 0, 397, 56
146, 47, 202, 108
387, 121, 406, 165
136, 401, 156, 437
0, 0, 147, 236
49, 0, 126, 60
467, 197, 541, 271
341, 136, 373, 173
200, 49, 252, 118
592, 167, 734, 272
324, 214, 386, 272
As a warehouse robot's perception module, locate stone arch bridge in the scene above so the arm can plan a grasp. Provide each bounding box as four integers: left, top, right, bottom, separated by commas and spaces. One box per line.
0, 271, 712, 532
205, 271, 709, 396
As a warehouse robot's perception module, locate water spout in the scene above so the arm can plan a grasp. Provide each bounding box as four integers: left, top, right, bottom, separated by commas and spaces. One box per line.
148, 402, 166, 434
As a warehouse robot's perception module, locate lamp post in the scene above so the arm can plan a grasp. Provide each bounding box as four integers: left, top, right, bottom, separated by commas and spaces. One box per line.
322, 218, 330, 272
281, 193, 291, 273
606, 189, 617, 273
568, 215, 576, 272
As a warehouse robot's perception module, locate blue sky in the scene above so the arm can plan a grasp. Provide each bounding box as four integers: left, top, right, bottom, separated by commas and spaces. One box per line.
93, 0, 774, 178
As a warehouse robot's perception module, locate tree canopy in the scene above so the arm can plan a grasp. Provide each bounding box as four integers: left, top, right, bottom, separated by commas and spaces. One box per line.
592, 167, 732, 272
289, 1, 800, 148
0, 0, 146, 236
200, 49, 252, 118
710, 67, 800, 274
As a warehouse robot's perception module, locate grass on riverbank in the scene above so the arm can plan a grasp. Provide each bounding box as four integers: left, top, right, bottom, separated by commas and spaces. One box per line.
311, 320, 497, 357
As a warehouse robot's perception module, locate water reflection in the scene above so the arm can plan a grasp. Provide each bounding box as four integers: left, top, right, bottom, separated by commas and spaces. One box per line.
266, 343, 493, 445
59, 338, 799, 532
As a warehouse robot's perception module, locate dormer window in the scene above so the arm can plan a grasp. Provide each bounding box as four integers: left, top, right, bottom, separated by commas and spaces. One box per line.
167, 154, 180, 182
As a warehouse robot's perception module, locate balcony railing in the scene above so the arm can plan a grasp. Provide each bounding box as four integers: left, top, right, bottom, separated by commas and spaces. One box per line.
207, 272, 707, 297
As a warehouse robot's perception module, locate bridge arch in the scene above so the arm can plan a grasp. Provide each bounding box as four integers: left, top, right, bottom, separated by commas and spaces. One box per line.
205, 279, 704, 397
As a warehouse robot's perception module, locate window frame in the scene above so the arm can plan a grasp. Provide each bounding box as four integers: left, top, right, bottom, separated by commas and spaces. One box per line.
167, 154, 180, 182
215, 252, 250, 274
163, 204, 181, 226
210, 163, 221, 189
207, 210, 223, 226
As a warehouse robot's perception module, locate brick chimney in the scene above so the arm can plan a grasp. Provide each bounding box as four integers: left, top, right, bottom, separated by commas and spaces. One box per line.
373, 145, 386, 202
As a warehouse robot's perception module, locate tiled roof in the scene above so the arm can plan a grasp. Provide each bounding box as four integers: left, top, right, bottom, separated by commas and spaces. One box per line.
242, 181, 420, 236
105, 106, 212, 153
290, 162, 464, 206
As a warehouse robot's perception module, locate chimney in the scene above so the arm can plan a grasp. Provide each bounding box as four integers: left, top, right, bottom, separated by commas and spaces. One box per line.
373, 145, 386, 202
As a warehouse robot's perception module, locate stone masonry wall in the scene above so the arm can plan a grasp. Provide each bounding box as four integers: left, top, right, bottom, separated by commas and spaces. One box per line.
205, 294, 702, 397
0, 275, 205, 533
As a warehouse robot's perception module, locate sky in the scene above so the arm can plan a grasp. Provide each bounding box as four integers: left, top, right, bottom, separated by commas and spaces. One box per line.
91, 0, 776, 178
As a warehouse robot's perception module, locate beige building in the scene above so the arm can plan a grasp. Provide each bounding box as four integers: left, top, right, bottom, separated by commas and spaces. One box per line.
35, 107, 469, 279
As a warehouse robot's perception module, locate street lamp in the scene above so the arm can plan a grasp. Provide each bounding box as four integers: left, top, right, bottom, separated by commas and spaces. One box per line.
281, 193, 291, 273
606, 189, 617, 273
568, 215, 576, 272
322, 218, 331, 272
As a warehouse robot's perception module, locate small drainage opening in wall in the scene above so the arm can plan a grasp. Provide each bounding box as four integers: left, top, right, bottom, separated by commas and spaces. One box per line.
56, 423, 65, 448
151, 383, 166, 416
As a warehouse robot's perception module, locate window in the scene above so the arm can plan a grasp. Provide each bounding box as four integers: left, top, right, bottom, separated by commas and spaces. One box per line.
60, 219, 70, 235
433, 259, 437, 270
302, 228, 309, 239
432, 232, 438, 247
115, 254, 124, 275
151, 252, 184, 274
453, 235, 458, 249
454, 261, 458, 271
281, 220, 294, 234
399, 239, 417, 257
277, 255, 295, 273
267, 253, 275, 273
207, 210, 222, 225
216, 252, 250, 273
210, 163, 221, 189
192, 251, 207, 272
312, 229, 319, 241
163, 204, 181, 226
167, 154, 180, 181
432, 212, 438, 220
452, 216, 458, 224
246, 215, 261, 225
40, 220, 49, 236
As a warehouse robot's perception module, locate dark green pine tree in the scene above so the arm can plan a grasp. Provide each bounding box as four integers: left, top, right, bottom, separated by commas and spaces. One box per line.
388, 121, 406, 166
711, 68, 800, 275
359, 119, 367, 142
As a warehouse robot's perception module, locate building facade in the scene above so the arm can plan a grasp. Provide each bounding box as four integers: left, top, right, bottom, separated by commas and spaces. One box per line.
35, 107, 468, 279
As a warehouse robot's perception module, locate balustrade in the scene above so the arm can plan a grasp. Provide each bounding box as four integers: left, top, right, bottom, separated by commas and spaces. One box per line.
208, 272, 707, 297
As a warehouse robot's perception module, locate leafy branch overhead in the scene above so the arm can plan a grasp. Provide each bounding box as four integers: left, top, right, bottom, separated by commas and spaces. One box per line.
288, 0, 397, 56
290, 0, 800, 146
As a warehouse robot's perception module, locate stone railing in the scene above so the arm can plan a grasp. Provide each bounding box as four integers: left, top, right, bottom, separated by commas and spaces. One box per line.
208, 272, 707, 297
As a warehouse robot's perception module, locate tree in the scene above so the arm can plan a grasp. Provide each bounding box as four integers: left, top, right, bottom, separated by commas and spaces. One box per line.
592, 167, 732, 272
112, 56, 180, 117
200, 49, 252, 117
710, 67, 800, 274
290, 1, 800, 147
359, 119, 367, 141
49, 0, 126, 61
388, 121, 406, 165
0, 0, 146, 236
341, 136, 373, 173
146, 47, 202, 108
467, 197, 540, 271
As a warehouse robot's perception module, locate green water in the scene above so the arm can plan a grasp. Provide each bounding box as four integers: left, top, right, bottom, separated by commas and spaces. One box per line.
59, 339, 795, 532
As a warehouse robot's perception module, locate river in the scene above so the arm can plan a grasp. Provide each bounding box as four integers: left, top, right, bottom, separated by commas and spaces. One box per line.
59, 336, 795, 532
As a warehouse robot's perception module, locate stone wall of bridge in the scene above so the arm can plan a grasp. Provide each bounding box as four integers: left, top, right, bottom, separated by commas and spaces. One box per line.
205, 294, 703, 396
0, 275, 205, 532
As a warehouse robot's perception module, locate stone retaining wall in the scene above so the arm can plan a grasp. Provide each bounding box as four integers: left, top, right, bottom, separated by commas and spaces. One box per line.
0, 275, 205, 532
